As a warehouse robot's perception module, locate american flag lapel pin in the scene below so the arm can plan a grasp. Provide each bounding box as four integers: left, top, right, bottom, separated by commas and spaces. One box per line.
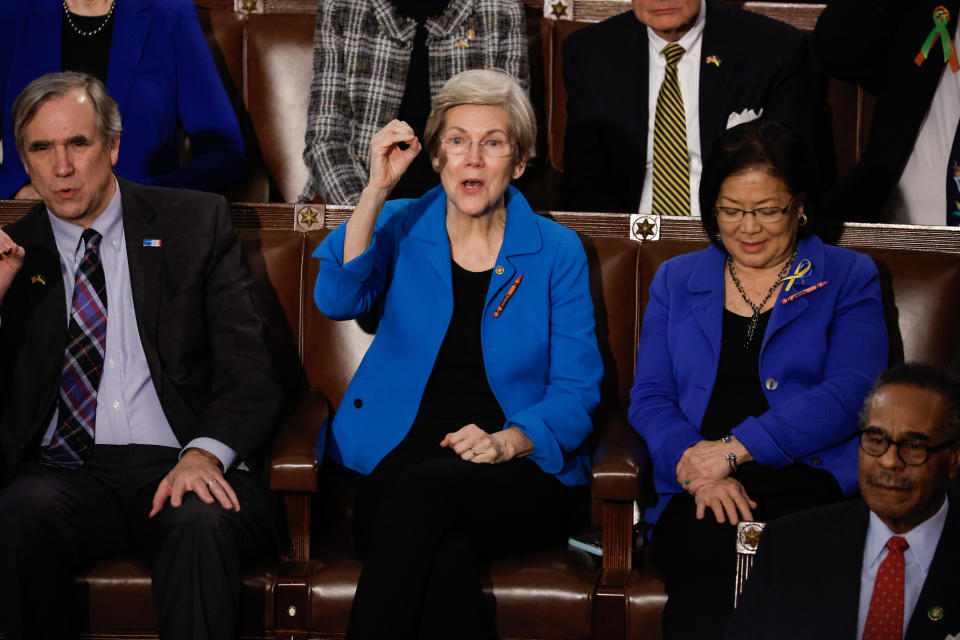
706, 55, 721, 67
142, 238, 162, 247
30, 274, 46, 285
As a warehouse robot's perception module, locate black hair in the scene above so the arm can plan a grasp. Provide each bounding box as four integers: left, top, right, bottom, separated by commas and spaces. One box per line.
860, 362, 960, 441
698, 120, 821, 249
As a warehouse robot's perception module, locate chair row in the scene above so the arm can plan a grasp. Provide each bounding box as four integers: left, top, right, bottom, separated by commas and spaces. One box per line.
193, 0, 868, 207
2, 197, 956, 639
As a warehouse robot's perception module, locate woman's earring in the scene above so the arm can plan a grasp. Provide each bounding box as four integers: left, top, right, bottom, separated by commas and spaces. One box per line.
798, 213, 808, 227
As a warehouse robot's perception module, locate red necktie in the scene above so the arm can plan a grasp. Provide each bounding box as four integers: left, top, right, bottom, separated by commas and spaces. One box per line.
862, 536, 910, 640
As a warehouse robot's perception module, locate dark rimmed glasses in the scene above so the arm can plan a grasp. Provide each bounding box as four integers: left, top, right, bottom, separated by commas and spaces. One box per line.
714, 196, 795, 224
857, 428, 959, 466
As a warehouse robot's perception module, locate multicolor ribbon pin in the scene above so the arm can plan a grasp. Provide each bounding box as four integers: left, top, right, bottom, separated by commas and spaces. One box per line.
915, 6, 959, 72
779, 258, 811, 292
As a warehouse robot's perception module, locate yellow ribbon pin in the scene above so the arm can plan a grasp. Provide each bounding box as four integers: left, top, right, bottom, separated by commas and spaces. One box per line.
780, 259, 811, 292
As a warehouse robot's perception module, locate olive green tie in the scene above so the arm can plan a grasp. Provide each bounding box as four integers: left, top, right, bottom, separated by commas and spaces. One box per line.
652, 43, 690, 216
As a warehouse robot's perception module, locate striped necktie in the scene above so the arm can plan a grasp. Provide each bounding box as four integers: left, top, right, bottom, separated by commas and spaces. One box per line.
42, 229, 107, 469
652, 43, 690, 217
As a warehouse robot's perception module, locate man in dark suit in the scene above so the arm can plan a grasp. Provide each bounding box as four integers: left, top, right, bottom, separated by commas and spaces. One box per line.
559, 0, 824, 213
813, 0, 960, 224
0, 72, 281, 640
727, 363, 960, 640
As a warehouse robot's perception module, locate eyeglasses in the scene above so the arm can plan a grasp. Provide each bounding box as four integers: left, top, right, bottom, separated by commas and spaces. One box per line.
714, 197, 795, 224
857, 428, 959, 466
440, 136, 513, 157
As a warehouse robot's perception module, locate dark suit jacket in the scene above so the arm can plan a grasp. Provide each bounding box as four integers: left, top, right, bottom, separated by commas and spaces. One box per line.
0, 0, 247, 198
559, 1, 820, 212
813, 0, 960, 221
0, 178, 281, 481
727, 498, 960, 640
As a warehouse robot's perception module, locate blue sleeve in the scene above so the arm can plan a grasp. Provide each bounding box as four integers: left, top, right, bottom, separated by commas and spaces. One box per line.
312, 200, 410, 320
142, 0, 247, 191
507, 232, 602, 473
0, 4, 28, 198
732, 253, 888, 465
629, 261, 706, 495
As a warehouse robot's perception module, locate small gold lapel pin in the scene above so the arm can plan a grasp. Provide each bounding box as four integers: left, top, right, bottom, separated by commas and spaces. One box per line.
30, 274, 46, 286
927, 606, 943, 621
706, 55, 721, 67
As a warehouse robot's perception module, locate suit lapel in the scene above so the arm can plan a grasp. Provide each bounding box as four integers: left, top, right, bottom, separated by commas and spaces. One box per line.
106, 0, 152, 118
626, 21, 651, 210
907, 501, 960, 639
485, 188, 543, 309
118, 179, 164, 386
20, 206, 68, 389
761, 235, 825, 351
698, 1, 727, 154
406, 186, 453, 291
817, 502, 870, 636
686, 246, 724, 359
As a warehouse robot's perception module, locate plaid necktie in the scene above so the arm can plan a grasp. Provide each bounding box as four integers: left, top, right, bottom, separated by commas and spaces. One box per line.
862, 536, 909, 640
652, 43, 690, 216
42, 229, 107, 469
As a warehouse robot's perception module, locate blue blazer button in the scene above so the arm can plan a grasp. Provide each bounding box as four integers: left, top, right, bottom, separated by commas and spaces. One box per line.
354, 398, 363, 408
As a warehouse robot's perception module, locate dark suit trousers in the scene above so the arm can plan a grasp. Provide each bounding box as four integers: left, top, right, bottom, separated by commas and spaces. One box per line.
345, 452, 587, 640
0, 444, 279, 640
652, 462, 842, 640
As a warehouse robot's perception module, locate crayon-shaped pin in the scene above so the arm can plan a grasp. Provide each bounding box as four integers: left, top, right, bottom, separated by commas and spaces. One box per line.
494, 274, 522, 318
781, 281, 827, 305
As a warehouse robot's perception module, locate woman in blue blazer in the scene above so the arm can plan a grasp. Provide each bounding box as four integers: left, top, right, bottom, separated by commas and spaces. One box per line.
313, 69, 602, 639
629, 121, 888, 639
0, 0, 246, 198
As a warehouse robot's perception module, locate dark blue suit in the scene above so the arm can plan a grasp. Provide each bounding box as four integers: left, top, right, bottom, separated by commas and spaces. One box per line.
629, 235, 889, 523
0, 0, 246, 197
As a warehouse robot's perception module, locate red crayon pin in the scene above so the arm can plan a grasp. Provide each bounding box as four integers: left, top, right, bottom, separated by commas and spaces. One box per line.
781, 281, 827, 305
494, 275, 522, 318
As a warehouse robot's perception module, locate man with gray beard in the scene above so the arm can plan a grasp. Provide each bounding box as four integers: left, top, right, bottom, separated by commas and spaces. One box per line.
727, 362, 960, 640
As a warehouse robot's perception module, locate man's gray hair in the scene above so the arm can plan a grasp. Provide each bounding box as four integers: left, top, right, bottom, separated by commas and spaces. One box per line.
13, 71, 122, 156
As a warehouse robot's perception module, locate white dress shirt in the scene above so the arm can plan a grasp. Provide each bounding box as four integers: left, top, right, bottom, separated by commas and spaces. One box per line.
886, 27, 960, 225
857, 497, 949, 639
638, 0, 706, 217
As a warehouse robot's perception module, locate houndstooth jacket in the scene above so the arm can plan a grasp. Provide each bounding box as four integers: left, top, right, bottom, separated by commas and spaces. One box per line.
300, 0, 529, 205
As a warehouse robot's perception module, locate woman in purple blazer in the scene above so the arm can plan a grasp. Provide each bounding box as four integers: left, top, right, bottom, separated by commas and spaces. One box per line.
629, 121, 889, 638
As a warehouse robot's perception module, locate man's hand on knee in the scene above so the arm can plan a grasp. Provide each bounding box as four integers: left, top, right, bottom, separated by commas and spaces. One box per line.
149, 448, 240, 517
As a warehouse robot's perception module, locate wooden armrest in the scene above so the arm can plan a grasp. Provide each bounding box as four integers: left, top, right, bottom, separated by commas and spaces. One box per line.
591, 405, 650, 503
269, 388, 329, 493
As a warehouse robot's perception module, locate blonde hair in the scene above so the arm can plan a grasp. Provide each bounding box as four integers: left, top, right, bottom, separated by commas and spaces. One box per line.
424, 69, 536, 163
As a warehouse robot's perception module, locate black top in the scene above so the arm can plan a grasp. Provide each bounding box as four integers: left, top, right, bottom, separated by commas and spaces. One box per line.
698, 308, 840, 506
402, 260, 505, 457
61, 10, 115, 85
390, 0, 451, 199
699, 309, 772, 441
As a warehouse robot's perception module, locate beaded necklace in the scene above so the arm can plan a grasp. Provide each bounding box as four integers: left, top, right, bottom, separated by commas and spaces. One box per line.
727, 249, 797, 348
63, 0, 116, 37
